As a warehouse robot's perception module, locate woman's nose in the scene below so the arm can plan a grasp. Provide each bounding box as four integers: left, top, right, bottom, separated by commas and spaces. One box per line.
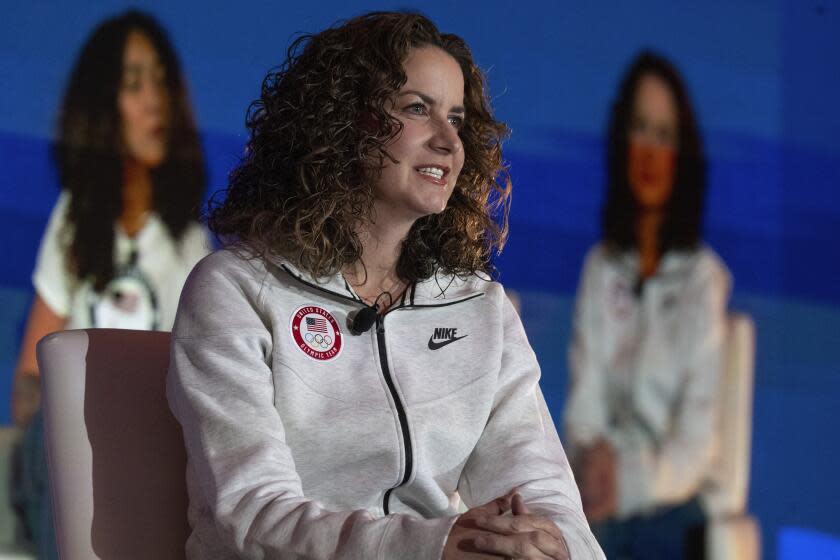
430, 118, 462, 154
143, 78, 166, 114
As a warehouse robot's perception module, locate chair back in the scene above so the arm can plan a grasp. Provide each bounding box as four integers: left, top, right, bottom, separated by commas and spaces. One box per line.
702, 313, 756, 516
37, 329, 188, 560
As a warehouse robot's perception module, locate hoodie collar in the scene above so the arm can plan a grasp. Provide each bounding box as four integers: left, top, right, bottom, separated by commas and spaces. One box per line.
270, 256, 487, 308
612, 245, 704, 281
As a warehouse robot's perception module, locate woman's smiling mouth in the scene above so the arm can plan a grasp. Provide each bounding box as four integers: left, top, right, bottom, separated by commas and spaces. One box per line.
415, 165, 449, 186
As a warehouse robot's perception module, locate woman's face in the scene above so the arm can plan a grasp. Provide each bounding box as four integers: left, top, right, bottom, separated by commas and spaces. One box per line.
372, 46, 465, 224
627, 73, 678, 211
118, 31, 170, 168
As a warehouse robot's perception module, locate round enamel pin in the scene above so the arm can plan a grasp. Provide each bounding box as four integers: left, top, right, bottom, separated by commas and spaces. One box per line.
290, 305, 343, 361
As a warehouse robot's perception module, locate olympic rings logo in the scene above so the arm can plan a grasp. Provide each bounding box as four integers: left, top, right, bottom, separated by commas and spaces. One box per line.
290, 305, 343, 362
304, 332, 333, 349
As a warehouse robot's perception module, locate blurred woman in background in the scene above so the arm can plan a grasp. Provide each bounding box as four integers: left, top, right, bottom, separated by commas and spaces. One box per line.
11, 10, 208, 556
564, 51, 731, 559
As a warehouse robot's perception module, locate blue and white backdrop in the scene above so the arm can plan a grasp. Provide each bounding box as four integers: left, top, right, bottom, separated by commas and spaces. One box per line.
1, 2, 838, 558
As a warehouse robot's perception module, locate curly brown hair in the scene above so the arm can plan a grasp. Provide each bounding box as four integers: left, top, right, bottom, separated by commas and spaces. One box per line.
209, 11, 511, 282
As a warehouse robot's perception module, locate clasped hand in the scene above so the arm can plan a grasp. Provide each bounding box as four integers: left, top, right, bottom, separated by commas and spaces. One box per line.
442, 489, 570, 559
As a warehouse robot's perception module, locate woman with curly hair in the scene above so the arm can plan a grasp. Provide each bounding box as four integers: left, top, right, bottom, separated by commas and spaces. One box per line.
564, 52, 731, 559
12, 9, 209, 556
167, 11, 602, 560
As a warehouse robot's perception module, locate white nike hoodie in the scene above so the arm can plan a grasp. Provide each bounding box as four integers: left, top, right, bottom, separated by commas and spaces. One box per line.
167, 248, 604, 560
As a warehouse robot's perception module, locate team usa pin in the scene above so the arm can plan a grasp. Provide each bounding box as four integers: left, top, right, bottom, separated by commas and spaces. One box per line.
290, 305, 343, 361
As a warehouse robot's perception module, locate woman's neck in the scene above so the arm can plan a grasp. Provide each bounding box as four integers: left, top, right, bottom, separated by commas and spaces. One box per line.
636, 210, 663, 279
343, 207, 413, 310
121, 159, 154, 238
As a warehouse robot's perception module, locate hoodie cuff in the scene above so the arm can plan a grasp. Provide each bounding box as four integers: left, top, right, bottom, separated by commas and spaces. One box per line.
377, 514, 459, 560
549, 515, 606, 559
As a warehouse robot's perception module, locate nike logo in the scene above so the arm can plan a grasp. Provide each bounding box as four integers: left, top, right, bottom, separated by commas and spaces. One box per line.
428, 327, 468, 350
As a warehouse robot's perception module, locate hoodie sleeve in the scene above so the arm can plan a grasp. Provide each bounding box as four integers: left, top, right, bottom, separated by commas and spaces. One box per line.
457, 288, 605, 560
166, 252, 457, 560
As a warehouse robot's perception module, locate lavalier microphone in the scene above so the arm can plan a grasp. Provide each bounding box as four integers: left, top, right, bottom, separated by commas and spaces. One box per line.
347, 290, 396, 335
348, 305, 378, 335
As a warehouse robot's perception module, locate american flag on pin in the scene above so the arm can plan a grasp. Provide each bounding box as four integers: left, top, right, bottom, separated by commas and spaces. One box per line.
306, 316, 328, 333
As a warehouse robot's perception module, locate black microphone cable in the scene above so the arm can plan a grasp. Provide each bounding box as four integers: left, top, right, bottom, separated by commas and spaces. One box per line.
348, 291, 393, 335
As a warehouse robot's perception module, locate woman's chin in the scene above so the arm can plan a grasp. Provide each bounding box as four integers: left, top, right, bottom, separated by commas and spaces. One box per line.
128, 145, 168, 169
422, 193, 453, 216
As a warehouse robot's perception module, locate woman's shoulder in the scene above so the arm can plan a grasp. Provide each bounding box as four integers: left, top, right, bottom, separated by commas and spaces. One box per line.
180, 219, 210, 241
185, 247, 269, 292
694, 245, 729, 274
692, 245, 732, 294
411, 268, 505, 304
671, 245, 731, 285
175, 220, 213, 257
579, 242, 627, 281
52, 189, 72, 211
174, 248, 275, 335
43, 190, 73, 233
661, 245, 732, 304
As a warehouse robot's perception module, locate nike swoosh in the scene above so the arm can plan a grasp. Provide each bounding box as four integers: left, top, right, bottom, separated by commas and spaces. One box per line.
428, 335, 468, 350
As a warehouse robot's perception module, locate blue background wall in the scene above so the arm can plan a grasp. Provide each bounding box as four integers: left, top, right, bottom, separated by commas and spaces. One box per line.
1, 2, 838, 558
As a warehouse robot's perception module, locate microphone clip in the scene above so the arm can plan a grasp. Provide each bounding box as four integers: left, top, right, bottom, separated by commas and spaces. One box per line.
348, 305, 378, 335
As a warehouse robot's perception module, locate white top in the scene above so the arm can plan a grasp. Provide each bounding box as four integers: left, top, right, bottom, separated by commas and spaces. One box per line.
564, 243, 731, 518
167, 249, 605, 560
33, 191, 211, 330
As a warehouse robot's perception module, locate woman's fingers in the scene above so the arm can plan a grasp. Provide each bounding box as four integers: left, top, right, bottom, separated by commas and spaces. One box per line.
466, 496, 570, 560
444, 521, 520, 559
476, 513, 563, 541
469, 496, 509, 518
463, 488, 520, 520
512, 492, 530, 516
460, 493, 572, 559
473, 530, 569, 559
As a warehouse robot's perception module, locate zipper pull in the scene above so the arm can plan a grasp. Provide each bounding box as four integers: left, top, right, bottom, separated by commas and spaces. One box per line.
376, 314, 385, 334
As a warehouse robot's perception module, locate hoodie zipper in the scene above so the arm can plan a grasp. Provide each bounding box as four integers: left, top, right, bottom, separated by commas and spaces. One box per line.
376, 312, 413, 515
374, 294, 486, 515
279, 264, 487, 513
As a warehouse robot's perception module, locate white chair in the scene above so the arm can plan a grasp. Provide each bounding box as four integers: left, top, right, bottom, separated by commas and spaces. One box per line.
702, 313, 761, 560
36, 329, 188, 560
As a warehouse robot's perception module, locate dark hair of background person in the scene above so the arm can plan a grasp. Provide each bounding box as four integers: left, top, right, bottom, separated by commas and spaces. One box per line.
56, 9, 206, 291
209, 11, 511, 283
601, 50, 705, 253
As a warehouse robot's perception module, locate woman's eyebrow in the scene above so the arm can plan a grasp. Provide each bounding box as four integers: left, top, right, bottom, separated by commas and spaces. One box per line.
399, 89, 465, 114
123, 59, 163, 73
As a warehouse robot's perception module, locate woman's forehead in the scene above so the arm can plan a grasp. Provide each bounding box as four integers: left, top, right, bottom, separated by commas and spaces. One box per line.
400, 46, 464, 106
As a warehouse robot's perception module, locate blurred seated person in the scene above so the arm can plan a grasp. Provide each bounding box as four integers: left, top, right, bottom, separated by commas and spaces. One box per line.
564, 51, 731, 560
10, 10, 209, 557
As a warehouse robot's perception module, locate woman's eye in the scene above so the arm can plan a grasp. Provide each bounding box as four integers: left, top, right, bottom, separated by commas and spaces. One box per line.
630, 116, 646, 134
448, 115, 464, 129
405, 103, 427, 115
